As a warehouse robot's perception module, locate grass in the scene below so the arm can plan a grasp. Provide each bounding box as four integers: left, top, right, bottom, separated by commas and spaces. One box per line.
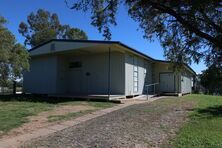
0, 96, 116, 136
0, 101, 53, 133
174, 94, 222, 148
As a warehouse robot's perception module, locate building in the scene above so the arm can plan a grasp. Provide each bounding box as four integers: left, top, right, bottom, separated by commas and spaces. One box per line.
23, 39, 196, 99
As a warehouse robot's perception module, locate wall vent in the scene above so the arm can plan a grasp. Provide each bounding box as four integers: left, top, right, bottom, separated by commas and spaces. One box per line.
50, 43, 56, 51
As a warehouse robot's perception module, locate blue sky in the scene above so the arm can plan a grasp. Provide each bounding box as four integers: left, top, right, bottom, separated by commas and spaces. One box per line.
0, 0, 206, 73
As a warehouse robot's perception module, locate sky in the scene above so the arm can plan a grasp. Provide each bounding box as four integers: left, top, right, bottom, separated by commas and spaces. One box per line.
0, 0, 206, 74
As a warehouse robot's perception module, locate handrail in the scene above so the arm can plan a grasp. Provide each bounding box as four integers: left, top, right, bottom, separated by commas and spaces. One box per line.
145, 83, 159, 100
145, 83, 159, 87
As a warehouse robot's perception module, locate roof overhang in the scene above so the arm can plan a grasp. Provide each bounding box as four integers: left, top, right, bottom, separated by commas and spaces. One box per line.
29, 39, 154, 61
155, 60, 196, 76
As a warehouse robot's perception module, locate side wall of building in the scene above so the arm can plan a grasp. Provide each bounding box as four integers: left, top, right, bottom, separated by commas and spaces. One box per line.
153, 63, 181, 93
181, 71, 192, 94
56, 51, 125, 95
125, 53, 153, 96
24, 51, 125, 95
23, 55, 58, 94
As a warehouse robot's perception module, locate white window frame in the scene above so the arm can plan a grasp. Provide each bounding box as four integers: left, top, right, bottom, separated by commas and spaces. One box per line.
133, 57, 139, 93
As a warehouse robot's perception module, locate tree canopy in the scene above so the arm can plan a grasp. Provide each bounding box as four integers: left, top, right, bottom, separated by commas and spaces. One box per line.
0, 16, 29, 87
66, 0, 222, 67
19, 9, 88, 47
200, 65, 222, 95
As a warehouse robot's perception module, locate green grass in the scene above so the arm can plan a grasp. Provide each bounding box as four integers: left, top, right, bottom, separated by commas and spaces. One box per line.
0, 101, 53, 133
174, 94, 222, 148
0, 97, 116, 136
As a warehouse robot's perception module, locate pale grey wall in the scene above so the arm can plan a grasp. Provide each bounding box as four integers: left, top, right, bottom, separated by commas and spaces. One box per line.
23, 55, 58, 94
56, 56, 67, 94
56, 51, 125, 95
124, 53, 153, 96
24, 42, 194, 96
125, 53, 134, 96
153, 63, 180, 93
181, 72, 192, 94
143, 60, 153, 94
24, 51, 125, 95
153, 62, 193, 94
110, 52, 125, 94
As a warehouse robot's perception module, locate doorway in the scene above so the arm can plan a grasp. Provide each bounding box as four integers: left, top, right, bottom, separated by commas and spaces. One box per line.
159, 73, 175, 92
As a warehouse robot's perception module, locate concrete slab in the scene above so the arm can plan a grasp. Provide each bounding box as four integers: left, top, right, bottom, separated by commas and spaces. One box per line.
47, 124, 69, 131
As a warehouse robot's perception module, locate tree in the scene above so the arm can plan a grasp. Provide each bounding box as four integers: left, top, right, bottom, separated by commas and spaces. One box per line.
66, 0, 222, 67
200, 65, 222, 95
0, 16, 29, 89
19, 9, 88, 47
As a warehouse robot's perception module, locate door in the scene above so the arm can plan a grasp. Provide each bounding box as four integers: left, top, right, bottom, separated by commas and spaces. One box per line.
67, 61, 82, 94
181, 75, 192, 93
159, 73, 175, 92
67, 69, 82, 94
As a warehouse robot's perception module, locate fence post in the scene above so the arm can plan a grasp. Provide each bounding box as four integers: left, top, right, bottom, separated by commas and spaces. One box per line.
147, 86, 149, 100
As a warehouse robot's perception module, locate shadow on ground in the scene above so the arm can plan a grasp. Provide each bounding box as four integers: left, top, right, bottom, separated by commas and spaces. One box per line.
195, 105, 222, 118
0, 94, 113, 104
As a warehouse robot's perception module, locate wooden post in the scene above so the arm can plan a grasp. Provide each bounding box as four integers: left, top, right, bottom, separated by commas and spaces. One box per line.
108, 47, 111, 100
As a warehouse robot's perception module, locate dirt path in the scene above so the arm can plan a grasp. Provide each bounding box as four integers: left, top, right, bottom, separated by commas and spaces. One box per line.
2, 104, 95, 139
23, 97, 195, 148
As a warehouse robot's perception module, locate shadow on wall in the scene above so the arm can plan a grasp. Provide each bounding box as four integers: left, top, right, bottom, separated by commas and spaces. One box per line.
0, 94, 113, 104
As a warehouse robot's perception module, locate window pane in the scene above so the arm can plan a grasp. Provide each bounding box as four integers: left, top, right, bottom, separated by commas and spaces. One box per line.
69, 61, 82, 68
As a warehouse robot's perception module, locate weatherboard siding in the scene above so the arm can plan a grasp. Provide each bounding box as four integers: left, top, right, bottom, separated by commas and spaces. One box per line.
56, 51, 125, 95
181, 72, 192, 94
23, 55, 58, 94
124, 53, 153, 96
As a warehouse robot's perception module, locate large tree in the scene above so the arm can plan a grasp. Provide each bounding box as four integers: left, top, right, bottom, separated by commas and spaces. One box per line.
0, 16, 29, 88
19, 9, 88, 47
66, 0, 222, 67
200, 65, 222, 94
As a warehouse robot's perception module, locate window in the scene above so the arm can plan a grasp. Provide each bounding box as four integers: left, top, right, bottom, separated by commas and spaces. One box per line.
69, 61, 82, 68
144, 62, 148, 85
144, 68, 148, 84
133, 57, 138, 92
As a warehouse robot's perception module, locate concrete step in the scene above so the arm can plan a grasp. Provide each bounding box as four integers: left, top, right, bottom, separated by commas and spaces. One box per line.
118, 95, 159, 104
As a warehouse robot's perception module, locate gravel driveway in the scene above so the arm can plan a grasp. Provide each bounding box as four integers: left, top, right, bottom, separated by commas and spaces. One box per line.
22, 97, 194, 148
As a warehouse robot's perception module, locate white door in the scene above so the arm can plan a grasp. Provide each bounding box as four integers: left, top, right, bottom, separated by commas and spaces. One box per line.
181, 75, 192, 93
160, 73, 175, 92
